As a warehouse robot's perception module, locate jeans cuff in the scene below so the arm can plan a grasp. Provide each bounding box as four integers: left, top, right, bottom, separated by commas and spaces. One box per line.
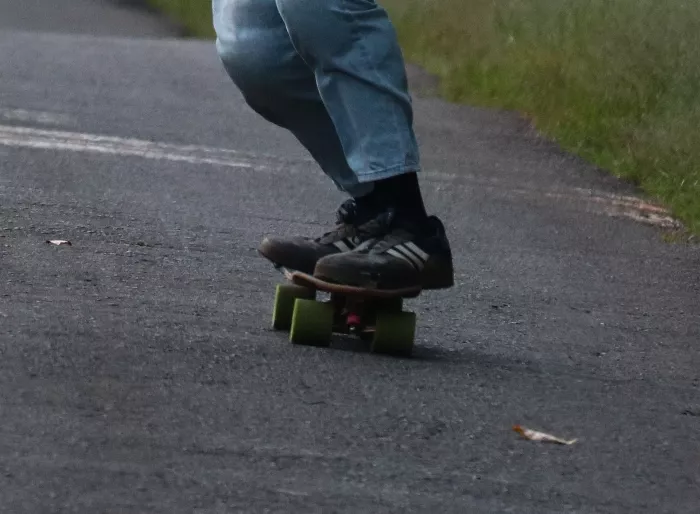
355, 162, 421, 183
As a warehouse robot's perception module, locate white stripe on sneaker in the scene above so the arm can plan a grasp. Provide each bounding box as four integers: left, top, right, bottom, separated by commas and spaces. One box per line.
333, 240, 352, 252
387, 248, 419, 269
392, 245, 424, 269
404, 242, 430, 263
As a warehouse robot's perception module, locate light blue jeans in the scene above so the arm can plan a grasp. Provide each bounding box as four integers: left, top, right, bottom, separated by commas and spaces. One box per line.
212, 0, 420, 197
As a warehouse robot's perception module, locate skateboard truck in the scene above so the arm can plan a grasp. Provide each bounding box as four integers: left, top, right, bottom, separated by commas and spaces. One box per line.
270, 269, 419, 356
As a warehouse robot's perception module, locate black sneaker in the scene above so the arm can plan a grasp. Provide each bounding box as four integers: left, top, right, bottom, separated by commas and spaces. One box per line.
313, 210, 455, 291
258, 199, 385, 274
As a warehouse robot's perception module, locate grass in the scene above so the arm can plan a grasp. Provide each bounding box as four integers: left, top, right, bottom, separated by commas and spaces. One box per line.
145, 0, 215, 38
382, 0, 700, 235
147, 0, 700, 235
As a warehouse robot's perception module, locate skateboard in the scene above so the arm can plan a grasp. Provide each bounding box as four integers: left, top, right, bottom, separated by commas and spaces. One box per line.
270, 267, 422, 357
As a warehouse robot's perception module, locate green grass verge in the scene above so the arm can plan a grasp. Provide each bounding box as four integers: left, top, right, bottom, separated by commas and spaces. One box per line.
145, 0, 215, 38
148, 0, 700, 235
382, 0, 700, 235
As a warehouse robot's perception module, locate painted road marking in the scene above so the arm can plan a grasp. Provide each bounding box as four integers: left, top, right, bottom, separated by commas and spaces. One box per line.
0, 124, 679, 229
0, 124, 284, 172
0, 109, 75, 126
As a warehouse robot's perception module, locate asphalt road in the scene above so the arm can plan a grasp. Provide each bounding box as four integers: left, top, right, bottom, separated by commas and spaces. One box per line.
1, 1, 699, 512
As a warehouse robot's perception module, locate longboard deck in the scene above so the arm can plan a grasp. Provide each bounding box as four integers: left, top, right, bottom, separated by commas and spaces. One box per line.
285, 269, 422, 299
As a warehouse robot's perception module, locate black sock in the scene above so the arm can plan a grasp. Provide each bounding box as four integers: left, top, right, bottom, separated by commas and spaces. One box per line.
360, 172, 427, 220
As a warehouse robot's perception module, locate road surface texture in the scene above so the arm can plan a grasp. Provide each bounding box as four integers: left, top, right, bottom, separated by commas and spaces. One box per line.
1, 1, 698, 513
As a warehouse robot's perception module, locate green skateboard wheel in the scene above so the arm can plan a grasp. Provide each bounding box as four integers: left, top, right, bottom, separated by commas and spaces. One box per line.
371, 310, 416, 357
290, 298, 334, 347
272, 284, 315, 331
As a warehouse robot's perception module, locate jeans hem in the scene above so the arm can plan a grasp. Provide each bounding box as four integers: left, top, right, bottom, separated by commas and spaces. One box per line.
355, 162, 420, 183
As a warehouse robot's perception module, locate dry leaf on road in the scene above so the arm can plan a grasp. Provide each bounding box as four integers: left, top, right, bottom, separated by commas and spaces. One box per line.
513, 425, 577, 445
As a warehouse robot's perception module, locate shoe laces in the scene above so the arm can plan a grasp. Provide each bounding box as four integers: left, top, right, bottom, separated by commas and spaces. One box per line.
353, 208, 422, 254
356, 212, 442, 254
315, 200, 434, 251
314, 199, 363, 244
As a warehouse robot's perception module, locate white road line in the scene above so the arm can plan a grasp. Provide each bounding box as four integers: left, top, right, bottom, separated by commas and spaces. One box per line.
0, 124, 679, 229
0, 109, 75, 126
0, 124, 279, 172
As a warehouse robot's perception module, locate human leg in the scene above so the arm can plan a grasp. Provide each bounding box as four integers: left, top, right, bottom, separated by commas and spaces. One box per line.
213, 0, 371, 197
214, 0, 382, 273
273, 0, 453, 289
213, 0, 453, 288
